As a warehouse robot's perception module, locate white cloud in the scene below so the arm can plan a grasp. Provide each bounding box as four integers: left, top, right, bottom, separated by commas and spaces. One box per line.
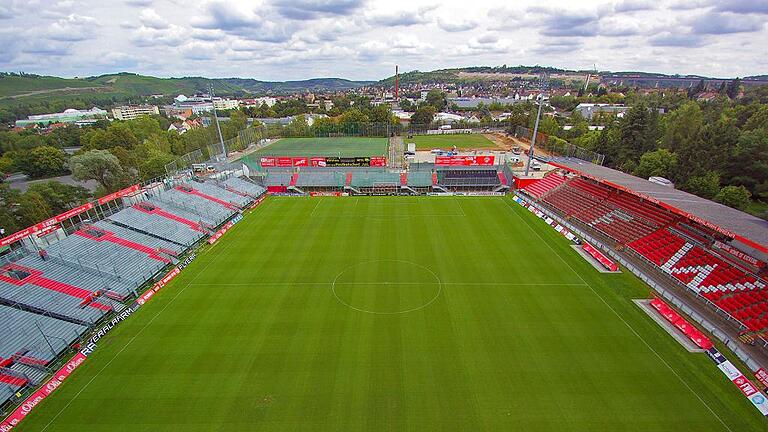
0, 0, 765, 80
436, 17, 478, 32
138, 8, 169, 30
46, 14, 99, 42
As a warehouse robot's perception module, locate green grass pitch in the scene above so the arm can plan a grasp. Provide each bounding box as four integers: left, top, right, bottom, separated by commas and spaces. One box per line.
256, 137, 389, 157
15, 196, 765, 431
408, 133, 498, 150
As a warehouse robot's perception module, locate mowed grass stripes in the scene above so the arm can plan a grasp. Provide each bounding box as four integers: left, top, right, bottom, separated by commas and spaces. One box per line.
256, 137, 389, 157
16, 196, 766, 431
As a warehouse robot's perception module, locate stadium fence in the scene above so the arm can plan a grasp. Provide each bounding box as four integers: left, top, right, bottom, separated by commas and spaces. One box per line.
515, 126, 605, 165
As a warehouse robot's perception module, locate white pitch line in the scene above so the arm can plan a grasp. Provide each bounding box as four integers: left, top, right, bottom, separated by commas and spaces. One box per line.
309, 197, 323, 217
187, 282, 587, 286
455, 197, 468, 217
500, 197, 734, 432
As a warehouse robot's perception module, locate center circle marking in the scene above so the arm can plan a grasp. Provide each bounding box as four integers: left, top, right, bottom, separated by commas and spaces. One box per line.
331, 259, 442, 314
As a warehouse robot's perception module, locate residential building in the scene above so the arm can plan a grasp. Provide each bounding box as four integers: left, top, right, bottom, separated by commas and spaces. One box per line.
168, 118, 203, 134
573, 103, 629, 120
111, 105, 160, 121
212, 98, 239, 111
240, 97, 277, 108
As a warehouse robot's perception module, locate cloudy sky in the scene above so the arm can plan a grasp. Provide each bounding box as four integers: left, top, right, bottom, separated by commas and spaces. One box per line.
0, 0, 766, 81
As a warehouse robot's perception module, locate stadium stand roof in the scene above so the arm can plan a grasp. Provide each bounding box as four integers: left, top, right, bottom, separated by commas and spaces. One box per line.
548, 158, 768, 254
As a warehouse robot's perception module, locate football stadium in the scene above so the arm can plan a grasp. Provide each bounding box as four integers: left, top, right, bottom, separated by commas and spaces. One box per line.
1, 129, 768, 431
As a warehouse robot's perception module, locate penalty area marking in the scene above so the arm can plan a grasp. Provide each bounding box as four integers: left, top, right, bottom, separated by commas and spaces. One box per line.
331, 259, 443, 315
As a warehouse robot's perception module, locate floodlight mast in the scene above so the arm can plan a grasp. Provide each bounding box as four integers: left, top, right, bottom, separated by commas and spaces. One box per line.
209, 85, 227, 160
524, 73, 549, 177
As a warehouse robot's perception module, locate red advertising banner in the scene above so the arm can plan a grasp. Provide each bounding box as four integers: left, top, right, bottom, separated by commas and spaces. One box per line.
370, 157, 387, 167
0, 353, 87, 431
97, 184, 140, 205
208, 221, 234, 244
756, 368, 768, 388
733, 374, 760, 398
435, 155, 496, 166
136, 267, 182, 306
0, 202, 94, 246
35, 225, 59, 238
276, 157, 293, 167
582, 242, 619, 272
49, 203, 94, 224
249, 196, 266, 208
261, 156, 388, 168
310, 192, 343, 197
0, 228, 35, 247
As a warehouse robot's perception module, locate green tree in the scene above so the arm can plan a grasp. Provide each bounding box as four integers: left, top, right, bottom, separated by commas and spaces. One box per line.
222, 110, 248, 140
726, 78, 741, 99
16, 191, 51, 227
565, 111, 589, 139
715, 185, 751, 209
537, 116, 560, 137
70, 150, 130, 192
425, 90, 447, 111
634, 149, 678, 179
80, 128, 110, 151
572, 130, 601, 151
26, 181, 90, 214
0, 155, 14, 175
684, 172, 721, 199
338, 108, 370, 131
105, 122, 140, 149
368, 105, 394, 124
399, 99, 414, 112
618, 101, 660, 163
410, 106, 436, 126
662, 101, 707, 181
725, 128, 768, 196
139, 150, 175, 181
22, 146, 68, 178
285, 115, 309, 137
743, 105, 768, 131
662, 101, 703, 152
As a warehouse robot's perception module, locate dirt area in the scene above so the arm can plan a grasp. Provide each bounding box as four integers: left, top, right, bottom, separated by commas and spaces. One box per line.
485, 132, 557, 158
482, 133, 513, 150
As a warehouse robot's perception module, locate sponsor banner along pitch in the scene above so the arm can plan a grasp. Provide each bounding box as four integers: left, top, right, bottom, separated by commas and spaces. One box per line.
260, 156, 386, 168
